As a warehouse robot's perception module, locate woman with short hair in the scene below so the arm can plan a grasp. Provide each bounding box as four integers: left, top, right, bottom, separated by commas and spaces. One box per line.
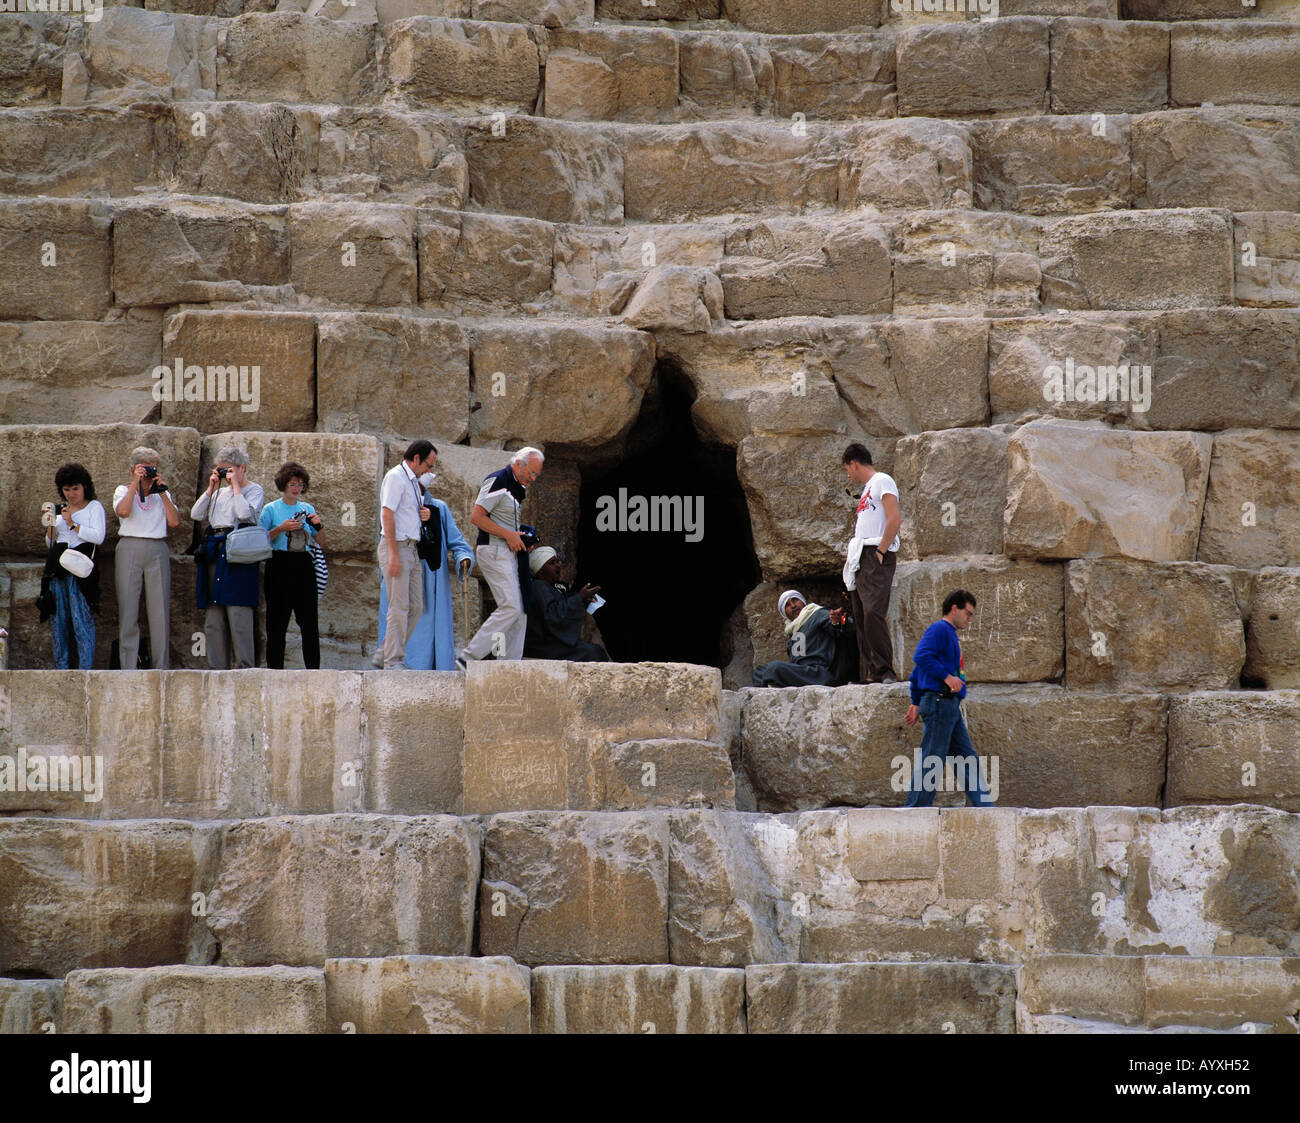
38, 463, 105, 669
113, 446, 179, 669
192, 444, 265, 669
259, 461, 323, 669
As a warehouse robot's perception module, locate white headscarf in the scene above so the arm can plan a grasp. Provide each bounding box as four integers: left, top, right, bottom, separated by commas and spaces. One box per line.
528, 546, 557, 576
777, 590, 805, 619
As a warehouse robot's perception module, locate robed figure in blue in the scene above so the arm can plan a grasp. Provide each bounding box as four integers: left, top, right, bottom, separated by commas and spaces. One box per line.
376, 490, 474, 670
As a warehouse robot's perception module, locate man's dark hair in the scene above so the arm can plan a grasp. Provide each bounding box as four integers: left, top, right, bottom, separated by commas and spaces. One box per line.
274, 461, 310, 492
942, 590, 977, 616
54, 462, 95, 501
842, 442, 873, 467
404, 439, 436, 463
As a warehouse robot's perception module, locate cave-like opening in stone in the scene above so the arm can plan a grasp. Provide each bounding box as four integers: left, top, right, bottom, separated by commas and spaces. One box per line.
575, 361, 760, 667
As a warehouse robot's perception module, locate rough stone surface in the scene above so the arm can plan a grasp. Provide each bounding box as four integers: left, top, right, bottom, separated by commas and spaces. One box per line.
1003, 420, 1212, 562
384, 17, 540, 113
894, 428, 1008, 558
1049, 20, 1167, 115
532, 965, 745, 1033
1065, 560, 1246, 691
0, 978, 63, 1035
1171, 23, 1300, 108
208, 814, 479, 966
896, 19, 1049, 118
0, 199, 111, 320
478, 811, 670, 965
1245, 569, 1300, 689
217, 13, 377, 104
1198, 430, 1300, 569
288, 202, 418, 306
417, 208, 554, 309
325, 955, 531, 1033
62, 966, 327, 1033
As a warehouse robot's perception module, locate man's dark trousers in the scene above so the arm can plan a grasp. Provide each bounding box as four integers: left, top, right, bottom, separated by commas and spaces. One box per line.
905, 692, 994, 807
852, 547, 896, 682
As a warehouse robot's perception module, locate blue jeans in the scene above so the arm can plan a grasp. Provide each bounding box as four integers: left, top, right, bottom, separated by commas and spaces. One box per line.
905, 692, 994, 808
51, 573, 95, 669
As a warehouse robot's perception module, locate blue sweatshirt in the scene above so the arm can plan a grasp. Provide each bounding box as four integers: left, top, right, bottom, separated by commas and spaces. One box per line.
909, 618, 967, 703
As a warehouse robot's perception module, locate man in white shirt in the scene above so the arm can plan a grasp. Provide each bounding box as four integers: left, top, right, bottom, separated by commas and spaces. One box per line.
113, 446, 180, 669
842, 442, 902, 684
377, 439, 438, 669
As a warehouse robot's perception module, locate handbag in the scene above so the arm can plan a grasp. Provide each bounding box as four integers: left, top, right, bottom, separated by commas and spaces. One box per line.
308, 540, 328, 599
225, 521, 273, 564
416, 501, 444, 571
58, 541, 95, 577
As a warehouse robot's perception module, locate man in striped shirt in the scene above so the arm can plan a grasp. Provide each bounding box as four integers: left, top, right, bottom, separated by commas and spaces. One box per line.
459, 447, 544, 665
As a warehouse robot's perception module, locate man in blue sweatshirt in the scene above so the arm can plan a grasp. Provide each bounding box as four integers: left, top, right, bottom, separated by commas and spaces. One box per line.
903, 589, 994, 807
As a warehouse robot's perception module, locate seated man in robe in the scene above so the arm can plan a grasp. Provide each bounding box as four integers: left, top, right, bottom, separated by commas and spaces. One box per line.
524, 547, 609, 662
752, 589, 849, 687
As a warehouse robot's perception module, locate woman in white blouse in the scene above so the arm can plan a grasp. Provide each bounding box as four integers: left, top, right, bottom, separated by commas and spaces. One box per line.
41, 463, 105, 669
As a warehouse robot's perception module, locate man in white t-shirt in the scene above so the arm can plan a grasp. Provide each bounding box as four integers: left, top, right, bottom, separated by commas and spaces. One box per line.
376, 438, 438, 669
842, 442, 902, 684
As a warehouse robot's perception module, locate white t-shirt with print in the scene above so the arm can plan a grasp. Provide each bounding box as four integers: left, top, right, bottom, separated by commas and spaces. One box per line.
853, 472, 900, 551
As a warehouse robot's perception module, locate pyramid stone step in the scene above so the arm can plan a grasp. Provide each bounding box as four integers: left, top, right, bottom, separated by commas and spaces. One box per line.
62, 965, 327, 1033
531, 964, 746, 1032
746, 961, 1017, 1032
0, 978, 62, 1034
1017, 954, 1300, 1033
325, 954, 532, 1033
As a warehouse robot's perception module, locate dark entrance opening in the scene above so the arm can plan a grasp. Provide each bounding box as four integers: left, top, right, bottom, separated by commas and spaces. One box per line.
576, 361, 760, 667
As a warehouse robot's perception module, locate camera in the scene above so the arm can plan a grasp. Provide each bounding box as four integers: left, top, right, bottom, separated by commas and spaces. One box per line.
519, 524, 541, 549
216, 467, 229, 480
55, 502, 66, 514
298, 509, 319, 529
143, 465, 158, 479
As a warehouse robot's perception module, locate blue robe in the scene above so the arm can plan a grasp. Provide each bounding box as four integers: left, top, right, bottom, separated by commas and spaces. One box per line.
376, 495, 475, 671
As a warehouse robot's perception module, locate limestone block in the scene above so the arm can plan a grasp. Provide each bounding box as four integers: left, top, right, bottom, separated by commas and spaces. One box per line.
0, 423, 200, 560
768, 31, 895, 120
1003, 419, 1212, 561
1246, 569, 1300, 689
169, 101, 315, 205
160, 310, 316, 432
468, 321, 655, 454
317, 313, 469, 442
288, 201, 417, 306
313, 107, 468, 208
476, 0, 593, 25
208, 814, 479, 966
1124, 0, 1250, 14
465, 117, 623, 224
622, 122, 839, 222
81, 8, 218, 104
972, 114, 1131, 214
737, 432, 896, 579
1171, 22, 1300, 107
0, 199, 110, 320
112, 200, 289, 306
63, 966, 327, 1033
897, 19, 1049, 117
1198, 430, 1300, 568
0, 317, 162, 427
677, 32, 774, 119
1168, 691, 1300, 811
0, 14, 69, 107
720, 216, 891, 319
1143, 956, 1300, 1032
360, 673, 463, 814
0, 107, 162, 197
0, 819, 219, 976
217, 13, 377, 104
887, 556, 1065, 683
1133, 110, 1300, 212
1049, 19, 1167, 114
263, 671, 366, 813
599, 0, 716, 17
619, 264, 723, 333
478, 811, 671, 965
0, 979, 62, 1035
1065, 560, 1245, 690
893, 211, 1041, 314
383, 17, 540, 113
545, 27, 678, 123
533, 965, 745, 1033
840, 118, 973, 211
325, 955, 531, 1033
200, 431, 382, 558
1042, 209, 1233, 311
1015, 954, 1147, 1029
417, 208, 553, 308
1236, 212, 1300, 307
893, 428, 1009, 557
721, 0, 884, 33
747, 962, 1016, 1033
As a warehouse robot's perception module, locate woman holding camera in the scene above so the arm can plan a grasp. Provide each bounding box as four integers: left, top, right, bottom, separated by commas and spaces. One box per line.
113, 446, 179, 670
38, 463, 105, 669
191, 445, 265, 669
258, 461, 323, 669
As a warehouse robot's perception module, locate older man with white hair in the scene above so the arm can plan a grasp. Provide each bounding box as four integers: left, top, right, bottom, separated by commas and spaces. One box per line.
460, 447, 544, 665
